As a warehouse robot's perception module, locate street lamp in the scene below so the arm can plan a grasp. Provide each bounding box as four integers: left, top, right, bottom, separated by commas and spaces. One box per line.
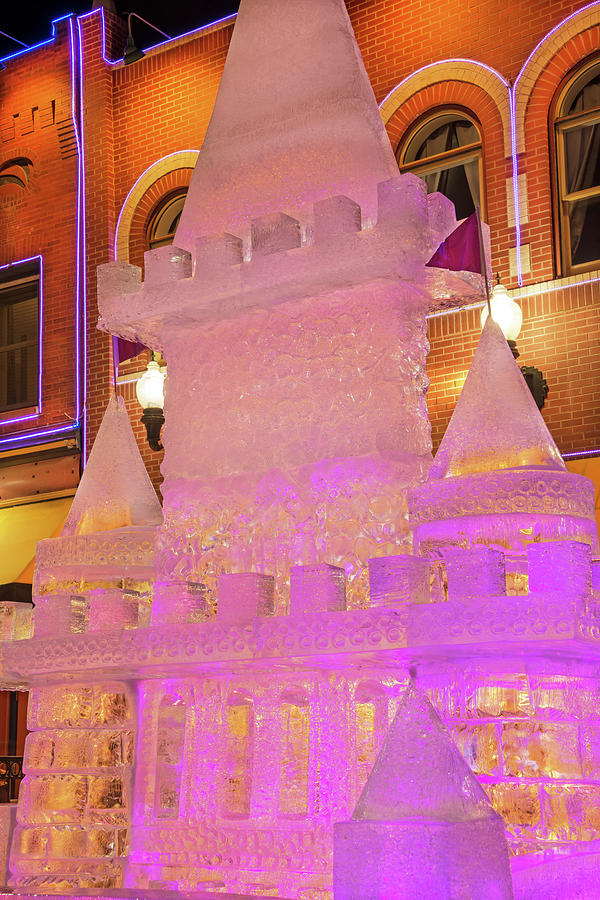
480, 277, 523, 358
480, 277, 548, 410
136, 354, 165, 451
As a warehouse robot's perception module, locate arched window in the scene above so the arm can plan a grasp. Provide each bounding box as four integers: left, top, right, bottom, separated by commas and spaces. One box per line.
278, 689, 310, 818
221, 695, 254, 818
397, 110, 483, 219
554, 58, 600, 273
154, 694, 186, 818
146, 189, 187, 250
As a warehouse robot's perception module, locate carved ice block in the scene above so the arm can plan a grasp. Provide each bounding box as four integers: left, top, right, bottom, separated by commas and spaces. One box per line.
313, 195, 361, 242
151, 581, 212, 625
250, 211, 301, 256
143, 245, 192, 285
194, 232, 243, 276
592, 559, 600, 597
443, 547, 506, 602
88, 589, 139, 632
377, 174, 427, 241
368, 554, 430, 606
96, 260, 141, 300
528, 540, 591, 601
290, 563, 346, 614
333, 816, 513, 900
217, 573, 275, 625
33, 595, 71, 638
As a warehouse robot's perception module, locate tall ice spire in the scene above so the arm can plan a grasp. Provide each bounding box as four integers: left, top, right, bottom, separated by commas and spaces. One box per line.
175, 0, 399, 248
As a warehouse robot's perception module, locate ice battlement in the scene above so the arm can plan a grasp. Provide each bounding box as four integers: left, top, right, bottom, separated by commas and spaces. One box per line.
5, 535, 599, 684
97, 177, 486, 348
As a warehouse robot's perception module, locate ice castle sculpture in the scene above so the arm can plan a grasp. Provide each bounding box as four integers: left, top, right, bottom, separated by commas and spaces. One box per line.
1, 0, 599, 897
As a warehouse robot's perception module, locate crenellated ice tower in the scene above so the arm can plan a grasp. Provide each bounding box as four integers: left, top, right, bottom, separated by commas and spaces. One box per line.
2, 0, 600, 898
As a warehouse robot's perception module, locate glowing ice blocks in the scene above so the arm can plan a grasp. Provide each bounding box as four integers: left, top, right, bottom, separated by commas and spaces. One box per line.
443, 546, 506, 601
175, 0, 398, 247
62, 396, 162, 536
217, 573, 275, 624
290, 564, 346, 614
429, 318, 565, 480
334, 683, 513, 899
527, 540, 591, 601
368, 555, 429, 606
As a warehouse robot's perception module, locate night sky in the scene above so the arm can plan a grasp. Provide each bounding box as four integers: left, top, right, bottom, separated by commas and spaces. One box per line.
1, 1, 240, 59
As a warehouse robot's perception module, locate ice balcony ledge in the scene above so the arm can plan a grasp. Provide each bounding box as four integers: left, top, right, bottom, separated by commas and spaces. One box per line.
4, 592, 600, 684
97, 181, 487, 347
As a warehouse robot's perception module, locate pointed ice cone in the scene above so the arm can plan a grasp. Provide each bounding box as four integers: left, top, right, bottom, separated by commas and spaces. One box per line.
175, 0, 398, 248
62, 395, 163, 536
353, 681, 495, 823
429, 318, 565, 480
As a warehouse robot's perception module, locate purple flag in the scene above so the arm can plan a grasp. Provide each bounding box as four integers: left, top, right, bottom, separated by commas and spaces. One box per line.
112, 335, 146, 369
426, 211, 482, 274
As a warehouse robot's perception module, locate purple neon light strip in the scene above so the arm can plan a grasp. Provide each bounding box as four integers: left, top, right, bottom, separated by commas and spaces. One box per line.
0, 255, 43, 426
0, 423, 78, 449
76, 6, 236, 67
0, 13, 73, 65
378, 58, 510, 111
510, 1, 600, 287
75, 16, 88, 467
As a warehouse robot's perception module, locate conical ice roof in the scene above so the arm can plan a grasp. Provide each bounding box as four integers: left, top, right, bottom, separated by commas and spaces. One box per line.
62, 395, 163, 536
175, 0, 398, 248
353, 682, 495, 823
429, 318, 565, 479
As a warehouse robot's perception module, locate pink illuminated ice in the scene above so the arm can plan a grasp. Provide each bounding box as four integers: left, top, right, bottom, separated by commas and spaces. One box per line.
429, 317, 565, 479
62, 395, 163, 536
175, 0, 399, 246
334, 682, 513, 898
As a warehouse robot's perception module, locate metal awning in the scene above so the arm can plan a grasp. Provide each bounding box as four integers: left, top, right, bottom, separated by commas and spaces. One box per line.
0, 495, 73, 585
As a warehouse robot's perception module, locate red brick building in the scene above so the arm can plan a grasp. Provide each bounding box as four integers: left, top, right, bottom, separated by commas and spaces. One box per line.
1, 0, 600, 590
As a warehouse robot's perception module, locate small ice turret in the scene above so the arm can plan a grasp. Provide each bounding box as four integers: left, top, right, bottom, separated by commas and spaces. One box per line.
333, 681, 513, 899
408, 318, 597, 557
62, 394, 163, 536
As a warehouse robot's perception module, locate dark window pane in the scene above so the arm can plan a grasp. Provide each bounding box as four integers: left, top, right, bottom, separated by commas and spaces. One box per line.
0, 270, 39, 411
423, 159, 479, 219
405, 116, 478, 164
568, 196, 600, 267
563, 66, 600, 115
564, 122, 600, 193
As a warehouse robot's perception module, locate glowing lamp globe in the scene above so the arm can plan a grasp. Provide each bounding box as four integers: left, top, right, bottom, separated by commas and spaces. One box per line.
480, 281, 522, 342
136, 359, 165, 410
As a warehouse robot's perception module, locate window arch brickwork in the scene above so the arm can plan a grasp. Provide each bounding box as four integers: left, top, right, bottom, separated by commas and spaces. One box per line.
520, 24, 600, 281
385, 80, 510, 281
127, 168, 193, 270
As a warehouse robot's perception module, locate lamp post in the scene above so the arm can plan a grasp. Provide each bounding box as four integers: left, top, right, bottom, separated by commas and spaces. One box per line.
136, 354, 165, 451
480, 277, 549, 409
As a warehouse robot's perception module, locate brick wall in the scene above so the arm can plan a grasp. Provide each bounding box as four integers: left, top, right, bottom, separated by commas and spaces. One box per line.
0, 19, 79, 442
3, 0, 599, 491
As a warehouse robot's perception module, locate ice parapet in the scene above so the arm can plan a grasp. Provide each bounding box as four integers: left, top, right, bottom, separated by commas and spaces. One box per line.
334, 682, 513, 899
429, 318, 565, 479
62, 396, 163, 536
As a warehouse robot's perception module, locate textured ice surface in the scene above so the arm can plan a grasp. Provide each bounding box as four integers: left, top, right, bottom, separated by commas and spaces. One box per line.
354, 681, 495, 822
62, 396, 163, 536
429, 318, 565, 479
175, 0, 398, 247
